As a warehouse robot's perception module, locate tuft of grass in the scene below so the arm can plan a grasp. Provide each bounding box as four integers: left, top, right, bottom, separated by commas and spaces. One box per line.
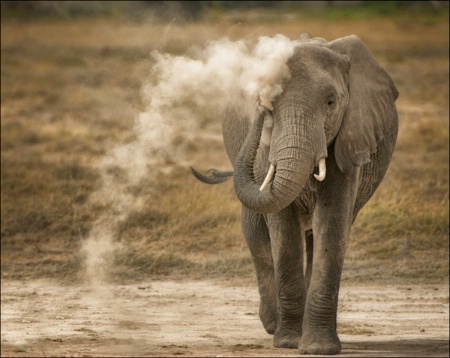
338, 323, 374, 336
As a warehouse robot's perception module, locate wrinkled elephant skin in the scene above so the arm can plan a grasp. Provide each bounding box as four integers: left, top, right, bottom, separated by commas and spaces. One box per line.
194, 33, 399, 355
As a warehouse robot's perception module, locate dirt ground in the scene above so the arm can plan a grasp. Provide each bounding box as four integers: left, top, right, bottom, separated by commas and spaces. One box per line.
1, 279, 448, 357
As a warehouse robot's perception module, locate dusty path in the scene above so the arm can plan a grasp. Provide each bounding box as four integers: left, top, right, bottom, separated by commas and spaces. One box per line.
1, 279, 448, 357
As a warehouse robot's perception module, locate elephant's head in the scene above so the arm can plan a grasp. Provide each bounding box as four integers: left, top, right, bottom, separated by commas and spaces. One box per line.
233, 34, 399, 214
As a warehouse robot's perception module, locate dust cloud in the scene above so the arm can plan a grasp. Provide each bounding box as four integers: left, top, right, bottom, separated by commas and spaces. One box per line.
81, 34, 298, 289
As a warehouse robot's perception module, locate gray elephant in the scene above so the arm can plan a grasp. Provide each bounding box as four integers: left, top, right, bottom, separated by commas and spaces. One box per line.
192, 33, 398, 355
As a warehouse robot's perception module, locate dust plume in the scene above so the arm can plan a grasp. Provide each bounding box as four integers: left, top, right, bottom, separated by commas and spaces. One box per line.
81, 34, 299, 288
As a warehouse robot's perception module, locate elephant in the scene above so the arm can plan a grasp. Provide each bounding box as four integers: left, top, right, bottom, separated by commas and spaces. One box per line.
191, 33, 398, 355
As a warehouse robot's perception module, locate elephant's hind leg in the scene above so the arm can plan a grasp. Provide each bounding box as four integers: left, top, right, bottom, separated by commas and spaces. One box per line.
242, 207, 277, 334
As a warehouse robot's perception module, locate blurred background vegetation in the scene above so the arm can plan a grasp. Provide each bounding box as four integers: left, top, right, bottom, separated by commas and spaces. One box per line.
1, 1, 448, 285
1, 1, 449, 23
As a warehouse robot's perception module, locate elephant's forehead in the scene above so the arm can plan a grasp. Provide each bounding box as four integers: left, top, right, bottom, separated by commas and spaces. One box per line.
292, 44, 337, 62
289, 44, 343, 73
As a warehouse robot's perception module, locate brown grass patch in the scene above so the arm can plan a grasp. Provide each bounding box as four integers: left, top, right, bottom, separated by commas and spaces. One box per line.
1, 11, 448, 284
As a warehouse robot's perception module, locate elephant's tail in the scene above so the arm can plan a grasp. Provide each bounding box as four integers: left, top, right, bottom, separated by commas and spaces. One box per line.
190, 167, 233, 184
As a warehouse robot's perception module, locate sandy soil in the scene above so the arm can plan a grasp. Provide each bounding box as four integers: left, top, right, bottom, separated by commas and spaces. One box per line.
1, 279, 448, 357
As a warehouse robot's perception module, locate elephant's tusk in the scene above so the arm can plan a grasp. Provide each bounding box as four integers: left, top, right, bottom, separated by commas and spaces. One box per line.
314, 158, 326, 181
259, 164, 275, 192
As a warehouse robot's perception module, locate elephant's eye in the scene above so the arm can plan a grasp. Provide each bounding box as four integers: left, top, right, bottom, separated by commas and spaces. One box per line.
326, 95, 336, 111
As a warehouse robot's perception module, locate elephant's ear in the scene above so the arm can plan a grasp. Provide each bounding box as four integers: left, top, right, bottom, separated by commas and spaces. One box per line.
327, 35, 399, 172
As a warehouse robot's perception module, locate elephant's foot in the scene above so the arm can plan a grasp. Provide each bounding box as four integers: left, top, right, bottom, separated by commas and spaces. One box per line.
273, 331, 301, 349
259, 300, 277, 334
299, 332, 341, 355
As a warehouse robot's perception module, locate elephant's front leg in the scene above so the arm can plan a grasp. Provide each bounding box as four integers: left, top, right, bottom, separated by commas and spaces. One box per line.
241, 207, 277, 334
299, 167, 359, 355
267, 204, 306, 348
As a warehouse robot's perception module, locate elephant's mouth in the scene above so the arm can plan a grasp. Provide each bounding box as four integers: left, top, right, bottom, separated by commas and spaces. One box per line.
259, 158, 327, 192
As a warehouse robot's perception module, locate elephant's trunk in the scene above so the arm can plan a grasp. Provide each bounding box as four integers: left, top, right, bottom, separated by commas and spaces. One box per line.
233, 105, 324, 214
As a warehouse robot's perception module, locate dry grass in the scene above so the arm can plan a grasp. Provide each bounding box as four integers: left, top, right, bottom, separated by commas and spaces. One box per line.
1, 9, 448, 284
